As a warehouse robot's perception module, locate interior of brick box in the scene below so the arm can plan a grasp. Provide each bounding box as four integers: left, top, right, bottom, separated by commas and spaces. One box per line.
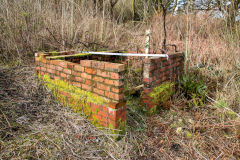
47, 51, 144, 92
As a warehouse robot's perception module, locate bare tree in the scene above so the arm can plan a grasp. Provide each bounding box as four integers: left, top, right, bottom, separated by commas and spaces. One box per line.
109, 0, 119, 20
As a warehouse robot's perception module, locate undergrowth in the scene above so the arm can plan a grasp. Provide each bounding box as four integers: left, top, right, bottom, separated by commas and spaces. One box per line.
179, 72, 208, 107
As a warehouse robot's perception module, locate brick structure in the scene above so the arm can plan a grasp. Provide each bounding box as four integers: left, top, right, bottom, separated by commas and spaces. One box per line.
35, 51, 126, 134
141, 52, 185, 110
35, 51, 184, 134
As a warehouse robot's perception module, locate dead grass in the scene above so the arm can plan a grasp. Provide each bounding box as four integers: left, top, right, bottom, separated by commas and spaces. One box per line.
0, 64, 239, 159
0, 65, 139, 159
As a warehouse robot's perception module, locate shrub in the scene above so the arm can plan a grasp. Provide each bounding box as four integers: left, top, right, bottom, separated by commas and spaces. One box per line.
180, 73, 208, 107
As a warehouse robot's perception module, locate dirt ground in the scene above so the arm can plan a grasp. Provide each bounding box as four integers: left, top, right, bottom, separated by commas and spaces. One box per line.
0, 64, 239, 160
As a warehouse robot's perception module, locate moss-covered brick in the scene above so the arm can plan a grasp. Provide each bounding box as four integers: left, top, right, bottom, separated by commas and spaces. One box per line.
46, 53, 91, 60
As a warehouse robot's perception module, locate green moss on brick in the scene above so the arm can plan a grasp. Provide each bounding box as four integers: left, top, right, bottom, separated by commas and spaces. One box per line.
143, 82, 175, 115
40, 74, 108, 123
149, 82, 174, 105
46, 53, 92, 60
42, 75, 108, 105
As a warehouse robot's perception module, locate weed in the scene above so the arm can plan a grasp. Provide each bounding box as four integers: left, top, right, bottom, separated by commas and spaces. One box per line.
215, 99, 228, 108
180, 73, 208, 107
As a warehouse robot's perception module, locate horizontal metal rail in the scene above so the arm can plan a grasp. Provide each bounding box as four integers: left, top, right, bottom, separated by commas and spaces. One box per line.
81, 51, 169, 60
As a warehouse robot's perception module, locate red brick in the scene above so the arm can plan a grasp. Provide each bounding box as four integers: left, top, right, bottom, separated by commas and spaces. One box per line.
55, 71, 61, 76
82, 84, 92, 91
109, 101, 126, 109
80, 60, 91, 67
107, 92, 124, 101
40, 71, 45, 76
81, 73, 92, 79
142, 98, 155, 106
105, 91, 110, 97
40, 57, 47, 64
74, 65, 84, 72
41, 63, 48, 68
54, 76, 61, 80
50, 60, 60, 66
162, 76, 168, 82
121, 114, 127, 122
90, 103, 100, 112
58, 61, 68, 68
149, 65, 156, 71
36, 66, 40, 70
93, 114, 101, 121
162, 61, 170, 66
49, 64, 56, 70
41, 67, 47, 72
92, 93, 99, 97
85, 67, 97, 74
92, 61, 105, 69
85, 79, 94, 86
108, 109, 126, 122
35, 57, 40, 62
101, 116, 108, 123
108, 120, 119, 128
99, 121, 108, 127
59, 91, 70, 97
72, 71, 81, 77
143, 88, 152, 94
67, 62, 75, 69
108, 112, 117, 121
47, 68, 55, 74
74, 76, 85, 83
93, 76, 104, 83
93, 88, 105, 96
90, 105, 97, 113
143, 78, 151, 83
153, 76, 156, 81
97, 83, 110, 91
105, 63, 125, 72
154, 79, 162, 85
111, 87, 124, 93
102, 106, 109, 113
72, 81, 82, 88
110, 72, 120, 79
98, 111, 108, 118
163, 70, 170, 76
96, 70, 110, 78
60, 73, 67, 78
104, 79, 122, 86
147, 103, 156, 109
56, 66, 63, 71
63, 68, 71, 74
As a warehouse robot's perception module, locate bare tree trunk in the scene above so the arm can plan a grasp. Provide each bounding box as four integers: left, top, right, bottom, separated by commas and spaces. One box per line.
172, 0, 178, 15
109, 0, 118, 21
132, 0, 135, 20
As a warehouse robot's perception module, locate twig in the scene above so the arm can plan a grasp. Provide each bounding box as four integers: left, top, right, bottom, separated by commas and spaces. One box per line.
0, 108, 11, 128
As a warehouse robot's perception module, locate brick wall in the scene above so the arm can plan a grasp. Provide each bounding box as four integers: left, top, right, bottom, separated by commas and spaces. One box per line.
35, 51, 185, 134
142, 52, 185, 109
35, 51, 126, 134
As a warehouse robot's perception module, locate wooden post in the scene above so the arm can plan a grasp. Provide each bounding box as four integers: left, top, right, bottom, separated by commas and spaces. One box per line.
145, 29, 150, 58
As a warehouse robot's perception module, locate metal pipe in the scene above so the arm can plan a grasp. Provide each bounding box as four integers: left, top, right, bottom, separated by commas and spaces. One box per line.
81, 51, 169, 60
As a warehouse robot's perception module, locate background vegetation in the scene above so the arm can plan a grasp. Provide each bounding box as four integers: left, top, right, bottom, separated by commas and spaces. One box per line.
0, 0, 239, 159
